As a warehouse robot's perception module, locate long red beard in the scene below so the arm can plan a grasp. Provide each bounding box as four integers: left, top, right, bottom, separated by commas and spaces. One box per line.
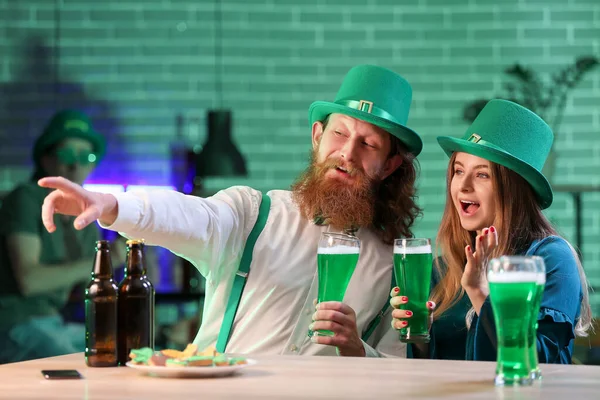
291, 151, 379, 230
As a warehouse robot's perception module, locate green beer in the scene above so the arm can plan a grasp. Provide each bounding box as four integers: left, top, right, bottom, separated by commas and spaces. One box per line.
314, 233, 360, 337
489, 271, 538, 386
528, 276, 546, 379
393, 239, 432, 343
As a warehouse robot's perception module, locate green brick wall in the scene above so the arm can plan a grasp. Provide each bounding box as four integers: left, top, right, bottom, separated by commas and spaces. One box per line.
1, 0, 599, 309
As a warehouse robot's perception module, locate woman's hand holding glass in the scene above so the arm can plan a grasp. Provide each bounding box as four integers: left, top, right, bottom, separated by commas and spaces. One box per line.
390, 287, 436, 331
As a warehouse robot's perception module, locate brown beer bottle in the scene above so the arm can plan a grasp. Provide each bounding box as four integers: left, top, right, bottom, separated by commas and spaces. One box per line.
85, 240, 118, 367
117, 239, 155, 365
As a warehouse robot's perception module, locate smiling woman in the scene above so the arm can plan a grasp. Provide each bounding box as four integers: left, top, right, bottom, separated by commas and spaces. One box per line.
450, 154, 496, 233
390, 99, 592, 366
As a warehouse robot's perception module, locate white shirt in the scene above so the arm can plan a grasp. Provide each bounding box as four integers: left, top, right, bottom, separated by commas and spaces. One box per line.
105, 186, 406, 357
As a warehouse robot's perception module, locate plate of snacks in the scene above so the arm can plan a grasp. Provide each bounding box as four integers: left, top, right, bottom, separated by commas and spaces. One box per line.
126, 344, 256, 378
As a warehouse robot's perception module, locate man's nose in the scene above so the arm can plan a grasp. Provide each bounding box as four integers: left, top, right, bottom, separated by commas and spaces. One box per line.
340, 139, 358, 163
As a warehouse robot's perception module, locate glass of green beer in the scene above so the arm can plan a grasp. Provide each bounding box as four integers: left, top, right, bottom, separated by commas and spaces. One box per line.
313, 232, 360, 337
488, 256, 538, 386
528, 256, 546, 380
393, 238, 433, 343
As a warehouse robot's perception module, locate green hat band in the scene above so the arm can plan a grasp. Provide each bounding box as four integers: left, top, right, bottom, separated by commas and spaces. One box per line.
334, 99, 403, 126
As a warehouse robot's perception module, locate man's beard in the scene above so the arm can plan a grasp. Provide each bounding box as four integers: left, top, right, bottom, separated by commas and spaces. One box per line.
291, 150, 380, 230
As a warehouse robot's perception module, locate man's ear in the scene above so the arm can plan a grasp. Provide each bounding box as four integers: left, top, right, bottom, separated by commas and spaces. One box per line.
381, 153, 403, 180
311, 121, 324, 150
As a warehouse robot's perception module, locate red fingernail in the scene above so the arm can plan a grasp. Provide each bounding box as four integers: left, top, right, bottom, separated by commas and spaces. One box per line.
405, 311, 413, 316
479, 236, 484, 241
427, 302, 433, 308
490, 226, 495, 233
402, 321, 408, 326
467, 245, 471, 252
484, 229, 489, 235
401, 296, 408, 302
393, 287, 399, 293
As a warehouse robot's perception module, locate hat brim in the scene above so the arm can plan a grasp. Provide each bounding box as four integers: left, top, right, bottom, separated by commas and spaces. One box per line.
309, 101, 423, 156
437, 136, 553, 209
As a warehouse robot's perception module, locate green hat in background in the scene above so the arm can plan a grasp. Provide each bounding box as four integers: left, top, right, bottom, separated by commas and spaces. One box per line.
437, 99, 554, 209
308, 64, 423, 156
33, 109, 106, 166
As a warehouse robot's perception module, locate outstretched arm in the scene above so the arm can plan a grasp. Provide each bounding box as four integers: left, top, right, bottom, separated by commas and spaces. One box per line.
39, 177, 262, 278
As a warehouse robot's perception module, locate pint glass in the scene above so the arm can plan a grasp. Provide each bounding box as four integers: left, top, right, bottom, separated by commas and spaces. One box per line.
313, 232, 360, 337
393, 238, 433, 343
488, 256, 538, 386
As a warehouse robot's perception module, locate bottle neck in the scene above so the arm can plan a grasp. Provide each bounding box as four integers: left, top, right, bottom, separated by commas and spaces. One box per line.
92, 250, 114, 278
125, 249, 145, 276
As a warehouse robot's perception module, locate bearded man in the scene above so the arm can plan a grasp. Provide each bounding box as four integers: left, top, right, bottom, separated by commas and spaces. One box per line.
38, 65, 423, 357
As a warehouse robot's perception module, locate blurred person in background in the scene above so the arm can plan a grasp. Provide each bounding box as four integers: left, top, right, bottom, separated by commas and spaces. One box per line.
0, 110, 121, 363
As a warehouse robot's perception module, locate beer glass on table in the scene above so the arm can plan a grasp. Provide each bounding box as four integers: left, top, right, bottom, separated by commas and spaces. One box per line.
393, 238, 433, 343
311, 232, 360, 337
488, 256, 538, 386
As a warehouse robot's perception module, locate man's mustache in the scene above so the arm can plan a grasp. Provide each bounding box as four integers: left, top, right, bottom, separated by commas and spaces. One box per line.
319, 158, 363, 178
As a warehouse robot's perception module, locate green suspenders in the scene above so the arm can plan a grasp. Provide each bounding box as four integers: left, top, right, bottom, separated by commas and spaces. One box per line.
216, 193, 272, 353
215, 192, 394, 352
361, 274, 397, 342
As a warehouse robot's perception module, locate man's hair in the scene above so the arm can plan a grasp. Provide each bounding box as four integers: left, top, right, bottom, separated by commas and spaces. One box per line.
372, 135, 422, 244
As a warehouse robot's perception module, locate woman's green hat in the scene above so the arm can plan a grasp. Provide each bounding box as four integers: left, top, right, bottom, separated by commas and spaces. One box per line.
437, 99, 554, 209
308, 64, 423, 156
32, 109, 106, 166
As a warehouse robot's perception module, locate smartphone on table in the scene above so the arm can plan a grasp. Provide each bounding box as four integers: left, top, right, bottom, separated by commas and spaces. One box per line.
41, 370, 84, 380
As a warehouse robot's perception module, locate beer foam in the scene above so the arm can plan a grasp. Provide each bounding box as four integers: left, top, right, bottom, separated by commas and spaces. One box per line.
488, 272, 539, 283
318, 245, 360, 255
393, 244, 432, 254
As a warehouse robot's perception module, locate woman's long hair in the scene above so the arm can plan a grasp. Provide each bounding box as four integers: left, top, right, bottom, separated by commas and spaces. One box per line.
432, 152, 592, 337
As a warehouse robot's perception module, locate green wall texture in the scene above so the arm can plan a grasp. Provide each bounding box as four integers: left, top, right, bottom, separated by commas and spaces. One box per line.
1, 0, 599, 309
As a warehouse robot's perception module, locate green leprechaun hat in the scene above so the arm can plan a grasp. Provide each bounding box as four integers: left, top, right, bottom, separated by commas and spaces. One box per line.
437, 99, 554, 209
33, 109, 106, 168
308, 64, 423, 156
